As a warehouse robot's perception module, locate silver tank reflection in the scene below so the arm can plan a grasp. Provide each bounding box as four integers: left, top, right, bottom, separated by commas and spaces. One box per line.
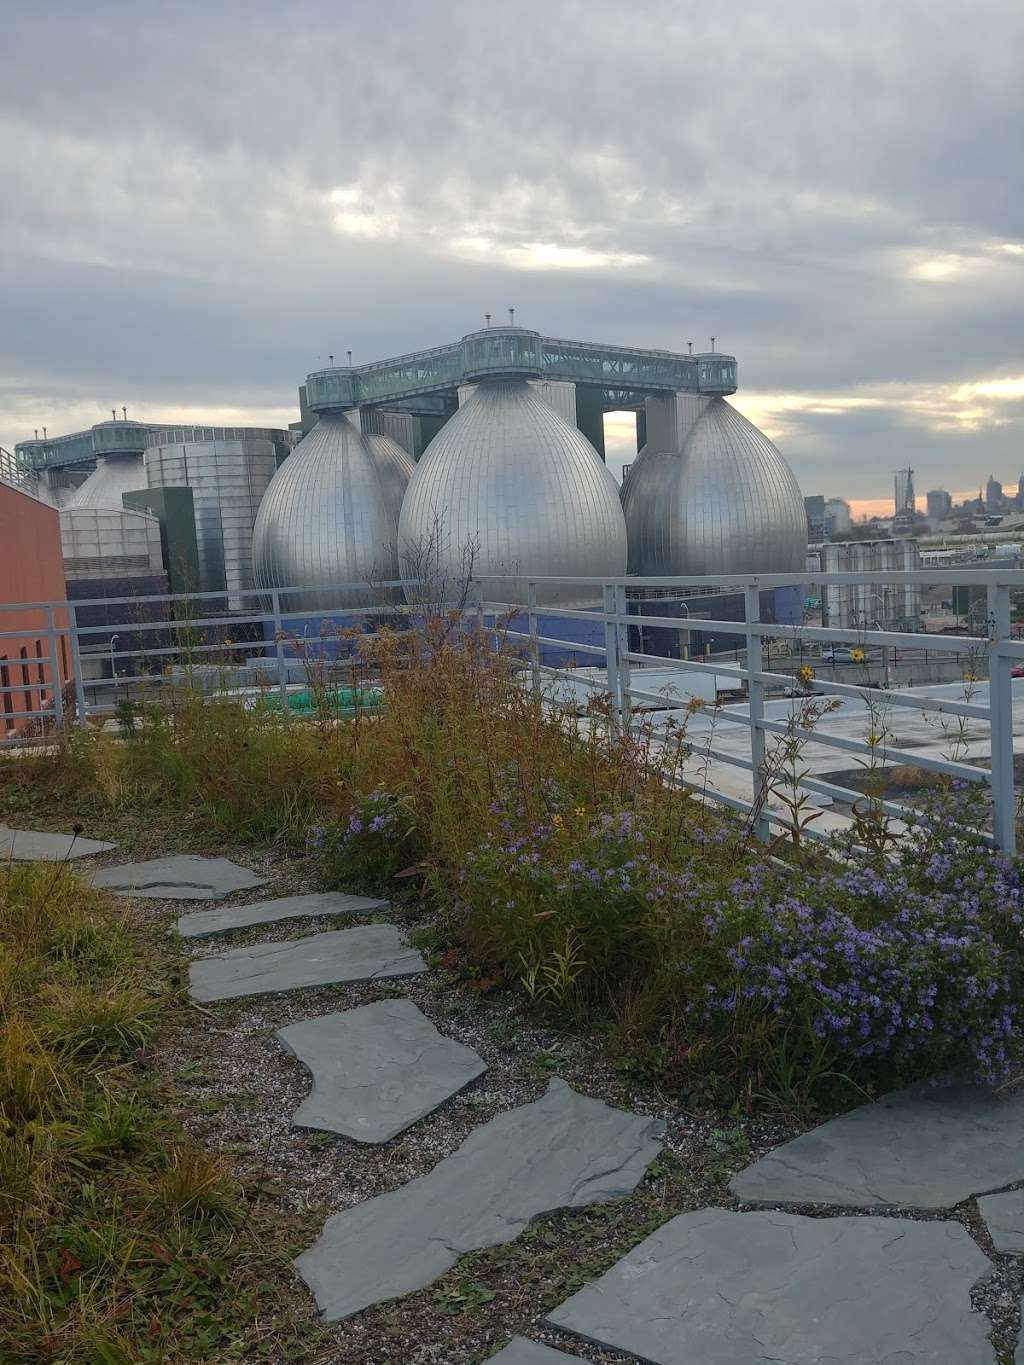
397, 380, 627, 608
621, 396, 807, 576
252, 412, 414, 612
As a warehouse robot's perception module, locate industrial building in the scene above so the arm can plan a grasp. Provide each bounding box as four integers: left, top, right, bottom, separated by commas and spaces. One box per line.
10, 323, 809, 671
0, 451, 69, 735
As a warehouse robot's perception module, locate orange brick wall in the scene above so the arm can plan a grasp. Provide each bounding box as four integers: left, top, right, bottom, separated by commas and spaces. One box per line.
0, 483, 69, 733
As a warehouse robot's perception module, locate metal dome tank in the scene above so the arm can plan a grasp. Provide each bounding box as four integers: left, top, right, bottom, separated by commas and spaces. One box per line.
65, 453, 147, 509
398, 380, 627, 607
622, 397, 807, 576
252, 412, 414, 612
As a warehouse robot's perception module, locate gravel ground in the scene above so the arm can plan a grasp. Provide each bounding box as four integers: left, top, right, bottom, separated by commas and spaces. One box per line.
13, 810, 1024, 1363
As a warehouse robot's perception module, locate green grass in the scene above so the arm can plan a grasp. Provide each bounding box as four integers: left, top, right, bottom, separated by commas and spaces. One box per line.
0, 861, 330, 1363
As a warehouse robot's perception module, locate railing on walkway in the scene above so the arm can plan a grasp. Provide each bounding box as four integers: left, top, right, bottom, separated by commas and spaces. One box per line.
1, 569, 1021, 852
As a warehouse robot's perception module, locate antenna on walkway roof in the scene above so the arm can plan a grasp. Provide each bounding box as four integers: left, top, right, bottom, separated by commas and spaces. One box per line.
42, 427, 47, 439
112, 409, 117, 421
710, 337, 716, 352
687, 341, 693, 354
485, 313, 491, 328
34, 429, 38, 440
122, 406, 127, 421
329, 354, 334, 366
347, 350, 353, 365
508, 307, 515, 326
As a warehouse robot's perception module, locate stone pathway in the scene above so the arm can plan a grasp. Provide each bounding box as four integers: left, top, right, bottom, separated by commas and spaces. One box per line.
979, 1191, 1024, 1254
177, 890, 386, 939
189, 924, 425, 1002
93, 854, 266, 900
489, 1340, 586, 1363
132, 847, 1024, 1362
277, 999, 486, 1143
546, 1209, 995, 1364
730, 1078, 1024, 1209
295, 1079, 664, 1322
0, 822, 115, 861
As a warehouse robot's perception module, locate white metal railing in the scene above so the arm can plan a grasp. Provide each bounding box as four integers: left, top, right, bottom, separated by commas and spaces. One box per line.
0, 568, 1020, 851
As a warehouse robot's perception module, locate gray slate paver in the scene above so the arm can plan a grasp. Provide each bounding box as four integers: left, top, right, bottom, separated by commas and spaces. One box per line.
189, 924, 425, 1002
177, 891, 386, 939
730, 1078, 1024, 1209
488, 1340, 587, 1363
295, 1078, 664, 1322
91, 854, 266, 901
276, 999, 486, 1143
546, 1207, 995, 1365
978, 1189, 1024, 1253
0, 823, 115, 862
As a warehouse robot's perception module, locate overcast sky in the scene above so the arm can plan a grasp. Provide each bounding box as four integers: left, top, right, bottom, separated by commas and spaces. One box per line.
2, 0, 1022, 516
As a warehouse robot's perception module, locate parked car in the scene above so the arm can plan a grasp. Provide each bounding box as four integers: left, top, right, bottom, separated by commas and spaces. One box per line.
823, 647, 860, 663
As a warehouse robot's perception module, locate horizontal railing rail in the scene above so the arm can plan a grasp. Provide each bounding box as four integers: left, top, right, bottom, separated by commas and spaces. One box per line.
1, 568, 1020, 851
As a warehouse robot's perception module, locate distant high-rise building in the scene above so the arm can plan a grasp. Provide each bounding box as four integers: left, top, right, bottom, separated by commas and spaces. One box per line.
1017, 474, 1024, 510
894, 467, 915, 515
926, 488, 952, 520
804, 494, 827, 541
826, 497, 851, 535
986, 474, 1004, 512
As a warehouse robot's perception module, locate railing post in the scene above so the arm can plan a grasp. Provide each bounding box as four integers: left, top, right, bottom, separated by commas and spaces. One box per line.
614, 582, 632, 730
68, 603, 88, 724
987, 580, 1015, 853
603, 583, 621, 735
45, 605, 65, 732
271, 589, 289, 715
527, 580, 540, 696
744, 583, 770, 843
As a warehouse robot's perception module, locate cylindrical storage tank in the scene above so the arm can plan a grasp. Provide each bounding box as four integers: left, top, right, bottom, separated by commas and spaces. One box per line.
252, 413, 414, 612
144, 426, 288, 605
622, 398, 807, 578
398, 380, 627, 607
65, 453, 147, 510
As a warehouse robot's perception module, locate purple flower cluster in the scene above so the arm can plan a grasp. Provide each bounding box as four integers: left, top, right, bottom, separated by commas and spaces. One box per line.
696, 790, 1024, 1085
312, 790, 409, 894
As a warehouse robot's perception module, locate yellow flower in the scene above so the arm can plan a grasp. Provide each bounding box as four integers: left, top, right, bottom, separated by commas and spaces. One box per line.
798, 665, 815, 685
850, 647, 865, 663
552, 813, 564, 828
573, 806, 587, 817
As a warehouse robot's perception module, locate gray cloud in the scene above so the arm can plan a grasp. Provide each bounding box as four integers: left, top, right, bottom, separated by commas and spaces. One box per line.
2, 0, 1022, 507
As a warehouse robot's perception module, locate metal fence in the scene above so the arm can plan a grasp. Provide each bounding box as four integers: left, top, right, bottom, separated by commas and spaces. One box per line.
2, 568, 1021, 852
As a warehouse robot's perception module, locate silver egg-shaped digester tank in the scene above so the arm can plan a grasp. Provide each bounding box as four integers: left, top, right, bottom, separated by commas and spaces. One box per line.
622, 396, 807, 576
64, 453, 147, 509
397, 380, 627, 607
252, 412, 414, 612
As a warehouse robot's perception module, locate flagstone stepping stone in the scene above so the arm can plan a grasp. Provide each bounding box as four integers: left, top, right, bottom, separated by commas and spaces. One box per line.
276, 999, 486, 1143
0, 823, 115, 862
730, 1078, 1024, 1209
190, 924, 425, 1003
546, 1207, 995, 1364
92, 854, 266, 901
489, 1340, 587, 1363
978, 1189, 1024, 1253
176, 891, 386, 939
295, 1078, 663, 1322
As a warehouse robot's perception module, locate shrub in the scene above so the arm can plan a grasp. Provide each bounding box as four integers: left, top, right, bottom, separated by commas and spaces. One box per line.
310, 790, 418, 894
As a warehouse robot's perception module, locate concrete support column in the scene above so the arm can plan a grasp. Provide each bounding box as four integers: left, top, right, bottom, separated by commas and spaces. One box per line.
643, 392, 711, 454
574, 385, 606, 460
